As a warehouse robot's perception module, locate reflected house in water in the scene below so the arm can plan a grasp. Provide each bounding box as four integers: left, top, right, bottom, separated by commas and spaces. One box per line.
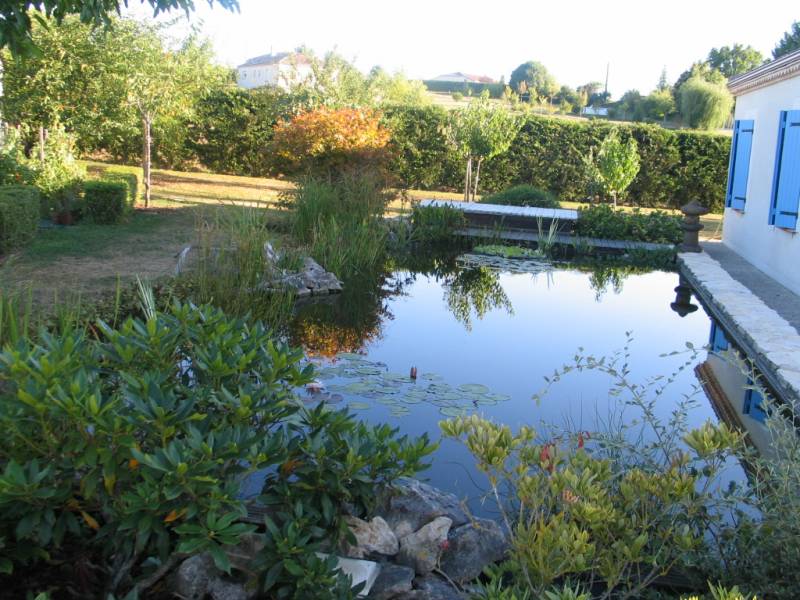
696, 320, 773, 457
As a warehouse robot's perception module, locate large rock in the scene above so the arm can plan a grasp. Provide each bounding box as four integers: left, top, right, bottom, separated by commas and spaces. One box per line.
413, 575, 465, 599
397, 517, 452, 575
259, 257, 342, 296
173, 553, 219, 600
377, 478, 469, 539
439, 519, 509, 583
368, 564, 415, 599
208, 578, 251, 600
345, 516, 400, 558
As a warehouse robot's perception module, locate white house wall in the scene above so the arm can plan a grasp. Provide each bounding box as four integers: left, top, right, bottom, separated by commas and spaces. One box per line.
724, 76, 800, 295
237, 64, 312, 90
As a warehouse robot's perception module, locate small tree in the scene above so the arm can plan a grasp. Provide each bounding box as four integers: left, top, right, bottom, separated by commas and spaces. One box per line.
586, 129, 640, 207
679, 75, 734, 130
448, 94, 522, 202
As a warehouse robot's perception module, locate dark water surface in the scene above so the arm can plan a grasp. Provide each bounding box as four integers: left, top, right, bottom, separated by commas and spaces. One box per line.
288, 257, 717, 514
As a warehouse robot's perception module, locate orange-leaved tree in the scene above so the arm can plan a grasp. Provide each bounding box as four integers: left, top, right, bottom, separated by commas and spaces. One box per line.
270, 107, 392, 178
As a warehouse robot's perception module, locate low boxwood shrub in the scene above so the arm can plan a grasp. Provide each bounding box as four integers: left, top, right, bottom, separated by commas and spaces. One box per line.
83, 180, 128, 224
86, 163, 143, 208
481, 184, 561, 208
0, 300, 434, 597
0, 185, 39, 253
576, 204, 682, 244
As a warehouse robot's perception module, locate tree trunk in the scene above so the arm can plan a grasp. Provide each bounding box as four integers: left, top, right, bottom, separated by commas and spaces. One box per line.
463, 156, 472, 202
38, 126, 45, 163
472, 158, 483, 202
142, 116, 152, 208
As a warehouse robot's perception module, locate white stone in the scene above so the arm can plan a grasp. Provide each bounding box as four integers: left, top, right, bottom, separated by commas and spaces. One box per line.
316, 553, 380, 597
397, 516, 452, 575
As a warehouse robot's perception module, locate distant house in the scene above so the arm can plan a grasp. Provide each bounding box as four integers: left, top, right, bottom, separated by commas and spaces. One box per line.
237, 52, 312, 90
724, 49, 800, 295
581, 106, 609, 117
429, 72, 497, 84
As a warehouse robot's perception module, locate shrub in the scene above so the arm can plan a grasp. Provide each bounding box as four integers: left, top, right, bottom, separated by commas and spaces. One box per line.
29, 125, 85, 218
271, 107, 393, 177
576, 204, 682, 244
104, 165, 143, 207
441, 341, 744, 599
83, 180, 128, 224
481, 184, 560, 208
451, 92, 464, 102
0, 185, 39, 253
0, 300, 434, 597
0, 128, 33, 186
410, 203, 467, 243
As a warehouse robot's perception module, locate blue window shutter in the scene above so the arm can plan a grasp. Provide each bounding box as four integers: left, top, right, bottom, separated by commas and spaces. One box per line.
728, 120, 754, 210
771, 110, 800, 229
743, 386, 767, 423
709, 322, 729, 353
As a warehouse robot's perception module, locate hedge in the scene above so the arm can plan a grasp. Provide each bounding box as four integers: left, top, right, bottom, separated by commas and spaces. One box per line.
86, 163, 142, 208
422, 80, 505, 98
83, 180, 128, 224
0, 185, 39, 253
382, 106, 732, 212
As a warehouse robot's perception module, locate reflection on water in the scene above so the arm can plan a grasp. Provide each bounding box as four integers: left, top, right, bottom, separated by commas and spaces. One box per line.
289, 256, 718, 512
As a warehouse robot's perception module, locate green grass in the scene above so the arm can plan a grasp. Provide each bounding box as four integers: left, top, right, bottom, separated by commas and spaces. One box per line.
22, 210, 188, 262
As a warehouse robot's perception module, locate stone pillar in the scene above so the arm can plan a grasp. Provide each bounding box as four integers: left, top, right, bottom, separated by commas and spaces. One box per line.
670, 275, 699, 317
679, 200, 709, 253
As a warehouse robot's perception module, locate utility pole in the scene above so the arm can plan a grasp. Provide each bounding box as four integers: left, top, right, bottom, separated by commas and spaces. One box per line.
604, 62, 610, 97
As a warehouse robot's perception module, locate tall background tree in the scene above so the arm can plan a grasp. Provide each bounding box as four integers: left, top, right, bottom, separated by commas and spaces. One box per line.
0, 0, 239, 55
679, 76, 734, 130
509, 61, 558, 103
774, 21, 800, 59
707, 44, 764, 78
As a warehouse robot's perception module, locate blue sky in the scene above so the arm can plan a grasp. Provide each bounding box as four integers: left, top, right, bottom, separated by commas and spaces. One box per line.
145, 0, 798, 99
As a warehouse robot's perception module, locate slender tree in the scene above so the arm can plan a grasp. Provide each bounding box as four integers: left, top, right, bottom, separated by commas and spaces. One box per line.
448, 94, 522, 202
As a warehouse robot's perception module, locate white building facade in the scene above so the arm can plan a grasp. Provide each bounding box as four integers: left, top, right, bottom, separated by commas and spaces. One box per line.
724, 50, 800, 295
237, 52, 312, 90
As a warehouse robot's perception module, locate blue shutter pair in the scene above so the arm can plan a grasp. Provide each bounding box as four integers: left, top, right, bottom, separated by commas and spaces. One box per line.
743, 382, 767, 423
709, 322, 729, 353
770, 110, 800, 230
726, 120, 755, 210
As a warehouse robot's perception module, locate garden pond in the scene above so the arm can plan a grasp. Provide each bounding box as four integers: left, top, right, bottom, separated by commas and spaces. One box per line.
251, 252, 726, 516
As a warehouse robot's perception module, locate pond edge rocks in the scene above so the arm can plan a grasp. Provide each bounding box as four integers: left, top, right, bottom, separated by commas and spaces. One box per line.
168, 478, 508, 599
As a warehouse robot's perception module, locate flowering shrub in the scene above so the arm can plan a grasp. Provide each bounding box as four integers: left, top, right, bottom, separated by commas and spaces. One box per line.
0, 300, 434, 598
270, 107, 392, 177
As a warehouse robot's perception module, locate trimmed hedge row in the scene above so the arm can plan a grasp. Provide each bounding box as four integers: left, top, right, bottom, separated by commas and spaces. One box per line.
0, 186, 39, 254
382, 106, 731, 212
84, 180, 128, 224
422, 80, 505, 98
86, 163, 142, 208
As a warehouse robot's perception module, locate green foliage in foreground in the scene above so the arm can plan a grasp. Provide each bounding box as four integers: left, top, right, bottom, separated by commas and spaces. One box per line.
481, 184, 561, 208
0, 185, 39, 253
576, 204, 682, 244
0, 301, 434, 597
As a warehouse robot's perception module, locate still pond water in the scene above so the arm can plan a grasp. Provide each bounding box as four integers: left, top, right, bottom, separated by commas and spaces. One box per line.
286, 255, 717, 515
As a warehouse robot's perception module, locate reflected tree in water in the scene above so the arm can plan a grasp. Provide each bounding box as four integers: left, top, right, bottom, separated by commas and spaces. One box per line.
444, 266, 513, 330
289, 269, 402, 357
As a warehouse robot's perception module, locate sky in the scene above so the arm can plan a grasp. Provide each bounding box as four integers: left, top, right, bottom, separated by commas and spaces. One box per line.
140, 0, 798, 99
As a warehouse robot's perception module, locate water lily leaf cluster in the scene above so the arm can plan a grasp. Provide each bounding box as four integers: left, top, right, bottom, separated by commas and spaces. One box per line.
307, 352, 512, 417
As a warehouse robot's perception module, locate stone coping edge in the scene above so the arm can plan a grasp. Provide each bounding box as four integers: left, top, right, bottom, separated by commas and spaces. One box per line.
678, 252, 800, 404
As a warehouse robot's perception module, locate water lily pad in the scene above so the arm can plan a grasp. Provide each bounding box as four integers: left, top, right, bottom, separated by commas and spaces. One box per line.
348, 402, 371, 410
337, 352, 365, 361
344, 382, 373, 394
458, 384, 490, 394
390, 407, 411, 417
439, 406, 469, 417
400, 395, 423, 404
421, 372, 444, 381
485, 393, 511, 402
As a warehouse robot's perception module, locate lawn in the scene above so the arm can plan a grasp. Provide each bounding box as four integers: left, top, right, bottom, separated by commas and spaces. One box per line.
0, 163, 723, 300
